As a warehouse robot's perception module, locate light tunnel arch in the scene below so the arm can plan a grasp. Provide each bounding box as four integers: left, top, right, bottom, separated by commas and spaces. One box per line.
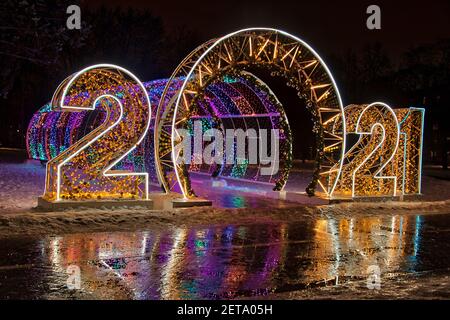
155, 28, 346, 199
184, 71, 292, 187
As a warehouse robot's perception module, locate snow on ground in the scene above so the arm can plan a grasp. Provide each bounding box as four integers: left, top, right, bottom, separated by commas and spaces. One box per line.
1, 150, 450, 237
0, 159, 46, 213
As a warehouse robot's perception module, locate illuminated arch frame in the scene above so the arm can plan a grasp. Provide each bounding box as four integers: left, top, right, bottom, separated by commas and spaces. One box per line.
43, 64, 152, 201
156, 27, 346, 199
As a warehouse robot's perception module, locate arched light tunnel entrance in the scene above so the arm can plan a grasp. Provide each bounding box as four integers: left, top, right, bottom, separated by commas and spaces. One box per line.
155, 28, 345, 200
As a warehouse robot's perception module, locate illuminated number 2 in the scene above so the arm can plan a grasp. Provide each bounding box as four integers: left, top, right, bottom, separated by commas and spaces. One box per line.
43, 64, 151, 201
351, 102, 400, 197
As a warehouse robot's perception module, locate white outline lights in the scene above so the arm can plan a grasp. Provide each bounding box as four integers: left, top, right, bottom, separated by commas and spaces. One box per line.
351, 102, 400, 198
396, 107, 425, 196
43, 64, 151, 201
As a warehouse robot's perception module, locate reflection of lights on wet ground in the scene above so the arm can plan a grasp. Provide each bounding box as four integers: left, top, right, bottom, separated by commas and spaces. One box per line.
6, 214, 439, 300
328, 219, 340, 279
309, 216, 426, 282
194, 229, 211, 257
227, 195, 246, 208
223, 226, 234, 242
208, 193, 248, 208
399, 216, 404, 251
195, 230, 206, 240
50, 237, 62, 266
237, 226, 247, 240
414, 216, 422, 257
192, 175, 299, 209
161, 228, 187, 299
408, 215, 422, 271
141, 231, 149, 256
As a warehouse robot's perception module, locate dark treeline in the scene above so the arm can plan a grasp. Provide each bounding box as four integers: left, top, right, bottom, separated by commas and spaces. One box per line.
330, 41, 450, 167
1, 0, 449, 167
0, 0, 199, 149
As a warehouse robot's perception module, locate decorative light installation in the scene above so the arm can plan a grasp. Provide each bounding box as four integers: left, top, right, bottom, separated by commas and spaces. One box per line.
155, 28, 345, 199
333, 103, 424, 198
27, 28, 425, 203
42, 64, 151, 201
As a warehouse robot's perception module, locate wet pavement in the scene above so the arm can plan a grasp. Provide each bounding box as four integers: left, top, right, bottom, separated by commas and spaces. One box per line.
1, 213, 450, 299
1, 152, 450, 299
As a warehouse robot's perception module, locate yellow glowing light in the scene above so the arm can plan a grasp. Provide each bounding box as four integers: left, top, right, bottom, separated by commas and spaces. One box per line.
43, 64, 151, 202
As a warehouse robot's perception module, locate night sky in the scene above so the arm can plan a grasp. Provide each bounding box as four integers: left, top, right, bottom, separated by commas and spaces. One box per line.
81, 0, 449, 160
1, 0, 449, 157
86, 0, 450, 61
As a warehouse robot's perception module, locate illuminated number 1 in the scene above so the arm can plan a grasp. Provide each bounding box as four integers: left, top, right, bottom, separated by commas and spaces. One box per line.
43, 64, 151, 201
395, 108, 425, 195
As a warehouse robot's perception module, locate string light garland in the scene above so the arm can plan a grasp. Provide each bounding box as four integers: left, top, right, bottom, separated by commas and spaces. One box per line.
27, 73, 289, 191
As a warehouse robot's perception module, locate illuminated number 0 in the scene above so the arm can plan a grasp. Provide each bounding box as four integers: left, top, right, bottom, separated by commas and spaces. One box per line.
43, 64, 151, 201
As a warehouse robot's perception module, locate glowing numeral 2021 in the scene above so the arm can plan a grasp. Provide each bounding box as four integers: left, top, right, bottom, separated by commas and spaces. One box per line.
43, 65, 151, 201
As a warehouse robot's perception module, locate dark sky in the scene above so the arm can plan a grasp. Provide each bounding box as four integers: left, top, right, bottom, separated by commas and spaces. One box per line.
85, 0, 450, 61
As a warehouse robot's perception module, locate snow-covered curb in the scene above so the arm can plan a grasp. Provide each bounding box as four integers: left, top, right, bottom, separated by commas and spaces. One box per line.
318, 199, 450, 216
1, 157, 450, 238
1, 199, 450, 238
